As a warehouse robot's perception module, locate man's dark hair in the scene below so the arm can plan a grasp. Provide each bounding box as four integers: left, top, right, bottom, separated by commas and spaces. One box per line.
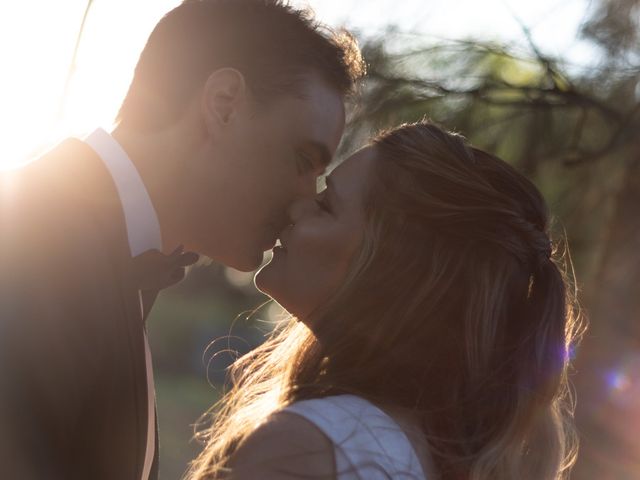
116, 0, 365, 130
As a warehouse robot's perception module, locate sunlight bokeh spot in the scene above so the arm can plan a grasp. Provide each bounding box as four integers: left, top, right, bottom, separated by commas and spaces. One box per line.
608, 371, 632, 393
604, 354, 640, 408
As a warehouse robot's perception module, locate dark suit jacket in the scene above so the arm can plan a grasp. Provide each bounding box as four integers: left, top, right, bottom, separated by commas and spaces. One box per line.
0, 139, 159, 479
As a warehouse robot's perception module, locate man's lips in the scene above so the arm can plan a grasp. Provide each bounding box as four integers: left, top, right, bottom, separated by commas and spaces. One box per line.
262, 237, 278, 251
262, 232, 287, 252
263, 220, 289, 251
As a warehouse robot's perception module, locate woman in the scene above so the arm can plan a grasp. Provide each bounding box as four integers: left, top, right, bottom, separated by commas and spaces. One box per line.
187, 121, 582, 479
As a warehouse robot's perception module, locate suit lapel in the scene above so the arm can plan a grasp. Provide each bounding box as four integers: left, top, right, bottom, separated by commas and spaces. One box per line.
3, 138, 158, 479
58, 139, 154, 479
92, 150, 160, 480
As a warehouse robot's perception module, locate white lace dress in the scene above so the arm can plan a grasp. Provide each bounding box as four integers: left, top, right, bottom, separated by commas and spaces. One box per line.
282, 394, 428, 480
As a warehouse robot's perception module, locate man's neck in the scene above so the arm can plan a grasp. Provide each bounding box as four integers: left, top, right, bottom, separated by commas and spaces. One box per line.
110, 123, 196, 253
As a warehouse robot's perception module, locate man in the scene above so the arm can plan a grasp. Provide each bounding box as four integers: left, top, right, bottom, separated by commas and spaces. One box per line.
0, 1, 364, 478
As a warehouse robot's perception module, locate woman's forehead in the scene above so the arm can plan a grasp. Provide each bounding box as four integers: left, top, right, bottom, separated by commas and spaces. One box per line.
325, 148, 376, 212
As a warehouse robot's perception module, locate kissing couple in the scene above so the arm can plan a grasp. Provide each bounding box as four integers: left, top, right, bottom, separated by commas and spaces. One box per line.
0, 1, 581, 479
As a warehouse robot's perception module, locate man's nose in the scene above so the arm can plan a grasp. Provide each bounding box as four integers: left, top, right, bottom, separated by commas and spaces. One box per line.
287, 197, 315, 224
287, 175, 320, 221
297, 174, 319, 199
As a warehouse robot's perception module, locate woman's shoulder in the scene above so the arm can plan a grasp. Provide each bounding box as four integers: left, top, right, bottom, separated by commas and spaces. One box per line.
226, 409, 336, 479
226, 395, 431, 479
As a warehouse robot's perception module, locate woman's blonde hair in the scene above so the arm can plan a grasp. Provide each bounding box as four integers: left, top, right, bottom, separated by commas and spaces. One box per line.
186, 120, 583, 480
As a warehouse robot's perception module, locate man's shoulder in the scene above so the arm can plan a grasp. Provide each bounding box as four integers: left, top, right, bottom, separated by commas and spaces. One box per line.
3, 137, 126, 247
1, 138, 132, 298
6, 138, 107, 201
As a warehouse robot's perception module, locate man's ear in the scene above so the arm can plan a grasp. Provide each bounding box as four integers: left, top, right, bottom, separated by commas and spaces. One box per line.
201, 68, 247, 135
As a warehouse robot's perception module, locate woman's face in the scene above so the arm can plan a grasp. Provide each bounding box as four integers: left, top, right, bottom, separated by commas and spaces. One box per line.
254, 147, 375, 321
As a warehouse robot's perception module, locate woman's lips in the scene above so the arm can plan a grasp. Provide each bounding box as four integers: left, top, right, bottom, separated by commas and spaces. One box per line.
277, 226, 293, 250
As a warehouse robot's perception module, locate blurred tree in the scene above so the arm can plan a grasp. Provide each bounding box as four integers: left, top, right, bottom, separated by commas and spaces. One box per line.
339, 1, 640, 477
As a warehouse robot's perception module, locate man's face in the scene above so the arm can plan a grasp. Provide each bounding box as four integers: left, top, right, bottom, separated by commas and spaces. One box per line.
181, 73, 346, 271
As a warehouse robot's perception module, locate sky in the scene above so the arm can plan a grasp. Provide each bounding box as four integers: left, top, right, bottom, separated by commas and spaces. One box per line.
0, 0, 594, 168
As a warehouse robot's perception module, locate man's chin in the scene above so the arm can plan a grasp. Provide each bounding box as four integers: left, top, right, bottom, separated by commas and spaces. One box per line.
200, 244, 267, 272
228, 250, 265, 273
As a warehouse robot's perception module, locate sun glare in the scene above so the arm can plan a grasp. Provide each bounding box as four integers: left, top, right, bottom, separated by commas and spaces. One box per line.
0, 0, 588, 170
0, 1, 179, 170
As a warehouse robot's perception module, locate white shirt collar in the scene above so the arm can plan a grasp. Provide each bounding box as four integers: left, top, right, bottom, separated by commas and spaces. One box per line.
83, 128, 162, 257
84, 128, 160, 480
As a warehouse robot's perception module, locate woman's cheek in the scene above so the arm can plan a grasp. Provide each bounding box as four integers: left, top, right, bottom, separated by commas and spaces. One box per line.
290, 251, 342, 313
